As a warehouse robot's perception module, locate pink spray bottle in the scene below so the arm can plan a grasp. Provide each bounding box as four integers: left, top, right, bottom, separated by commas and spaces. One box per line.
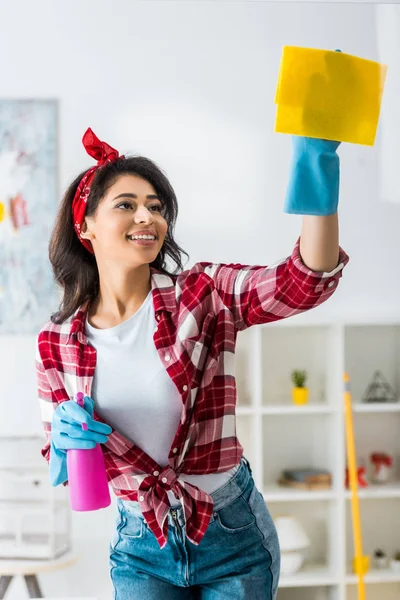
66, 392, 111, 511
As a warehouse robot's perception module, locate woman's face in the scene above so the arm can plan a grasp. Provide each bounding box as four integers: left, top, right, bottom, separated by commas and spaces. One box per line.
82, 174, 168, 267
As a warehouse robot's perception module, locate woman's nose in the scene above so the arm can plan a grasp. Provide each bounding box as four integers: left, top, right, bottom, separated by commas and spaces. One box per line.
134, 207, 153, 222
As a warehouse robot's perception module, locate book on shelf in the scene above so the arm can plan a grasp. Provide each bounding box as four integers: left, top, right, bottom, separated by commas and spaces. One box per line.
282, 468, 332, 484
278, 478, 332, 490
278, 468, 332, 489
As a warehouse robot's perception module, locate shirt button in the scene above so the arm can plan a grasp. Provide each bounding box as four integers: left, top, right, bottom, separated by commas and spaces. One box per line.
183, 385, 188, 392
153, 471, 159, 477
165, 354, 171, 361
173, 447, 178, 453
162, 477, 168, 483
327, 280, 336, 288
139, 495, 144, 501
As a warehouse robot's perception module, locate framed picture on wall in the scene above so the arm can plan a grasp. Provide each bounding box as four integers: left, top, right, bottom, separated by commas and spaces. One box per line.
0, 99, 59, 334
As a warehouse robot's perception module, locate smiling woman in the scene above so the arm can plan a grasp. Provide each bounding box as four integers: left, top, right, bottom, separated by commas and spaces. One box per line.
37, 126, 348, 600
48, 131, 188, 325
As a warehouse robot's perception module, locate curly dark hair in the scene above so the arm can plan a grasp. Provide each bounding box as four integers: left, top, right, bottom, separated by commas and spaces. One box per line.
49, 156, 189, 324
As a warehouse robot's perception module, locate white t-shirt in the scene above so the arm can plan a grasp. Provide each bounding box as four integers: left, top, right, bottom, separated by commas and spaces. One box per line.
85, 290, 239, 507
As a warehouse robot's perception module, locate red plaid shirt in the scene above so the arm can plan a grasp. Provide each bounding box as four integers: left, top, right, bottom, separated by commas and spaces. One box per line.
36, 238, 349, 549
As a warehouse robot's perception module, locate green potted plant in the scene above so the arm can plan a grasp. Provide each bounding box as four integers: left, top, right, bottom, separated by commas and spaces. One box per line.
291, 370, 308, 405
390, 551, 400, 573
373, 548, 387, 569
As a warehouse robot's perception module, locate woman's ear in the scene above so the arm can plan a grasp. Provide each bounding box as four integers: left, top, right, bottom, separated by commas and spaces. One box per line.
80, 218, 95, 241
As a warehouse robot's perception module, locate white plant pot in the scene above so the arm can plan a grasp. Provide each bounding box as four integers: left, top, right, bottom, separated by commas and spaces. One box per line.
281, 551, 305, 576
373, 556, 388, 569
390, 559, 400, 573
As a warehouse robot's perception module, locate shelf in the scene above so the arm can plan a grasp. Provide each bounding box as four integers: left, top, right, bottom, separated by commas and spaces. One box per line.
236, 405, 336, 416
236, 406, 255, 415
345, 482, 400, 499
346, 568, 400, 584
279, 564, 338, 588
232, 322, 400, 594
263, 484, 336, 502
262, 405, 335, 415
352, 403, 400, 413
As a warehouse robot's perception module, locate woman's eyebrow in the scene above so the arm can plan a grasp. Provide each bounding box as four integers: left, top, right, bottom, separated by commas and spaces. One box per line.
113, 193, 160, 201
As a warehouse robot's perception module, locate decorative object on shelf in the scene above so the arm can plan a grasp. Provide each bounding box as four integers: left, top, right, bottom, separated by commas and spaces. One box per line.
373, 549, 388, 570
279, 468, 332, 490
370, 452, 393, 484
362, 370, 398, 403
291, 370, 309, 405
273, 516, 310, 576
0, 436, 71, 560
345, 464, 368, 489
390, 552, 400, 573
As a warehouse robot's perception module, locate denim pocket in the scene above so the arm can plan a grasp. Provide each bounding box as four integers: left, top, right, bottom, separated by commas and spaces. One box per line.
119, 501, 146, 539
214, 493, 256, 533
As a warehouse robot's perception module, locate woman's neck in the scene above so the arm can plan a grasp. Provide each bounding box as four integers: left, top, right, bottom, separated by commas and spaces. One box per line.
88, 264, 152, 328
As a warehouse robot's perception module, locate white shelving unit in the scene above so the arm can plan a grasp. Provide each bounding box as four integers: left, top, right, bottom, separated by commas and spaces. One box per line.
235, 319, 400, 600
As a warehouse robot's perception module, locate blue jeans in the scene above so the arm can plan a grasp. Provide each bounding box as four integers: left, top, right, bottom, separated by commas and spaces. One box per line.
109, 457, 281, 599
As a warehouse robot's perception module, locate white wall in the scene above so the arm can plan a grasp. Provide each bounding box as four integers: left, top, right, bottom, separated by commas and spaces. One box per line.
0, 2, 399, 598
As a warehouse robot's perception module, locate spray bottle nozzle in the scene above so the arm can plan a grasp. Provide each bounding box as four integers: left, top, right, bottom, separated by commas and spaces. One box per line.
75, 392, 88, 431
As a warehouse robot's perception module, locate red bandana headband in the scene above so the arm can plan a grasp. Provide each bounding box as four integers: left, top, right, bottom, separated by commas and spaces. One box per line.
72, 128, 124, 254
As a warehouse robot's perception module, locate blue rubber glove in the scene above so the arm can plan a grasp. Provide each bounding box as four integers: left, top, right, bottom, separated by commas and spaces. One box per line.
284, 136, 341, 216
49, 396, 112, 486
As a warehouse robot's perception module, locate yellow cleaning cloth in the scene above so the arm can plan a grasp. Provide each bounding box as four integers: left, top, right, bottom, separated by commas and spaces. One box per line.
274, 46, 388, 146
